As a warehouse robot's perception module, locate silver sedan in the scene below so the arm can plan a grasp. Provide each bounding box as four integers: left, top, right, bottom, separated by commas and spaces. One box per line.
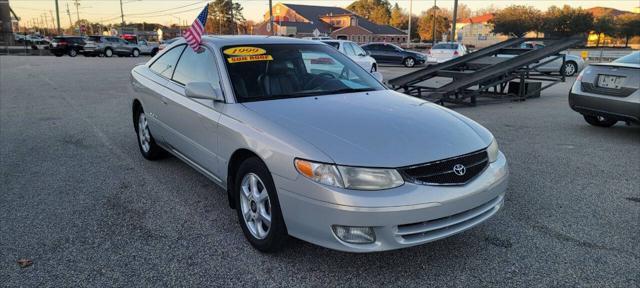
130, 36, 509, 252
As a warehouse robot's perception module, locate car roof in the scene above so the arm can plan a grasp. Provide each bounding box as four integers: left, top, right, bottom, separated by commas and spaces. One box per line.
201, 35, 321, 46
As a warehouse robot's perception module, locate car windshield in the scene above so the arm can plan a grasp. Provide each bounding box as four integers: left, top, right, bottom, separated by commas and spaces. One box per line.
432, 43, 458, 50
222, 44, 385, 102
614, 52, 640, 65
321, 41, 340, 49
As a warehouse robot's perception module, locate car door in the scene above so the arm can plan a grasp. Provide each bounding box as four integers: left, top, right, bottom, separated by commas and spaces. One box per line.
161, 46, 225, 177
364, 44, 385, 63
144, 44, 187, 143
385, 44, 403, 63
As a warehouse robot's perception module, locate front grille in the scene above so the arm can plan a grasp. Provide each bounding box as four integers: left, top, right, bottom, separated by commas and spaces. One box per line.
581, 82, 636, 97
399, 149, 488, 185
395, 195, 503, 243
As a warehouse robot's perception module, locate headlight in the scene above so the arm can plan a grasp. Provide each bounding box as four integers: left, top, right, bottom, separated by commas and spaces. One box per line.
294, 159, 404, 190
487, 138, 499, 163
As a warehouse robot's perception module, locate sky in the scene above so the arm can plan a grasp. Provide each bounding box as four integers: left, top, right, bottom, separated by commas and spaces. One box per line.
10, 0, 640, 28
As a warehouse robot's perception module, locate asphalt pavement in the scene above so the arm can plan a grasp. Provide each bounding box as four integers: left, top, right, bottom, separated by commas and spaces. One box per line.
1, 56, 638, 287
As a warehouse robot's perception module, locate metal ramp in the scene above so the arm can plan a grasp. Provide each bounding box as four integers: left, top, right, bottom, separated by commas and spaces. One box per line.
388, 36, 584, 106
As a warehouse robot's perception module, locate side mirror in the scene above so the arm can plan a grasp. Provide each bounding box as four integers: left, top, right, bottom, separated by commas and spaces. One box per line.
365, 50, 371, 56
185, 82, 224, 102
371, 71, 383, 82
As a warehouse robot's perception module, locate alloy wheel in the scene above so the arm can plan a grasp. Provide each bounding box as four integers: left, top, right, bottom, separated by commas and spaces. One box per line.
239, 173, 272, 239
405, 58, 415, 67
137, 113, 151, 153
563, 63, 576, 76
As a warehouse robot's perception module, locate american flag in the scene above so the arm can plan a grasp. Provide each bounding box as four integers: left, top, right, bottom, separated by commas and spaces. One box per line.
184, 5, 209, 51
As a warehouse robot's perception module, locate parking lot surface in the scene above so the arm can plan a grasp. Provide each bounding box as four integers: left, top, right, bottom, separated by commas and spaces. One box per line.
1, 56, 638, 286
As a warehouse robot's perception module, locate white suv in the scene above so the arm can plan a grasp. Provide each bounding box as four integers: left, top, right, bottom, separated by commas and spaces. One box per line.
321, 40, 379, 73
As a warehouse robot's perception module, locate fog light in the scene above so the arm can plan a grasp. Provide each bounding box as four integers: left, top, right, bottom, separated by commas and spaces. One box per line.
332, 225, 376, 244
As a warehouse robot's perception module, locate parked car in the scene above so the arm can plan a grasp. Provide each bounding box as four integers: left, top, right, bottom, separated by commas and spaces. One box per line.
30, 38, 51, 50
136, 40, 160, 56
85, 36, 141, 57
130, 36, 508, 252
49, 36, 86, 57
496, 41, 585, 77
569, 51, 640, 127
321, 40, 379, 73
361, 42, 426, 67
158, 37, 180, 51
428, 42, 468, 63
302, 36, 332, 40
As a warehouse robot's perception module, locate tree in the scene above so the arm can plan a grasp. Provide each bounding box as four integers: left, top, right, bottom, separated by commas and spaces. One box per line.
490, 5, 541, 37
474, 4, 498, 17
593, 16, 615, 47
347, 0, 391, 25
417, 7, 450, 42
206, 0, 245, 35
390, 3, 406, 29
455, 4, 472, 20
614, 13, 640, 47
542, 5, 594, 37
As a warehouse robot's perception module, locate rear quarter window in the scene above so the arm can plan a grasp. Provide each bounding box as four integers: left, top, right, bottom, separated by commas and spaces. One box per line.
149, 45, 186, 79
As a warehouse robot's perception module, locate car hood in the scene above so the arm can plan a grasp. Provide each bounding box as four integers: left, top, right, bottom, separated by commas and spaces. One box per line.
242, 90, 491, 167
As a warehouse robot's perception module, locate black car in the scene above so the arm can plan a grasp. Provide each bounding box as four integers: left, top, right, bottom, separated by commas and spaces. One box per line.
361, 43, 426, 67
49, 36, 86, 57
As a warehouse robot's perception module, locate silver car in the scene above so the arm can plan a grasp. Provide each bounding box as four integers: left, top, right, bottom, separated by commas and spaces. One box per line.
569, 52, 640, 127
130, 36, 509, 252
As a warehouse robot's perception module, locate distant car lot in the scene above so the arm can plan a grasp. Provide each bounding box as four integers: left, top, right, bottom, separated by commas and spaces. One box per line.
1, 56, 638, 286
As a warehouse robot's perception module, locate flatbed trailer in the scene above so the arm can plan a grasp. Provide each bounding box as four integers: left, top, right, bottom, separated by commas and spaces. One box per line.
387, 36, 584, 106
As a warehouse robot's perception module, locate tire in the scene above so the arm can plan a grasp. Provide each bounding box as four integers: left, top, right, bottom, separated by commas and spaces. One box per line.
370, 64, 377, 72
134, 108, 167, 160
583, 115, 617, 127
403, 57, 416, 68
68, 49, 78, 57
104, 48, 113, 58
150, 48, 158, 56
235, 157, 288, 252
54, 53, 63, 57
132, 49, 140, 57
562, 61, 578, 77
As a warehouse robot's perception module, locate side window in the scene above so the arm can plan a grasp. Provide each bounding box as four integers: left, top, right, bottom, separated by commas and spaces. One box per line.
150, 45, 186, 79
344, 43, 356, 56
352, 44, 366, 56
172, 48, 220, 86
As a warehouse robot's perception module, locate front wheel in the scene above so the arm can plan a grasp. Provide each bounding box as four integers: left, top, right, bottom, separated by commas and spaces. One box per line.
403, 57, 416, 68
104, 48, 113, 58
135, 109, 166, 160
132, 49, 140, 57
68, 49, 78, 57
562, 61, 578, 77
235, 157, 288, 252
583, 115, 617, 127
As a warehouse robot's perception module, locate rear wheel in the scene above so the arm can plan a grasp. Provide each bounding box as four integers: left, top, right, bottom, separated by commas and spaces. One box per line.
583, 115, 617, 127
104, 48, 113, 58
235, 157, 288, 252
403, 57, 416, 68
562, 61, 578, 77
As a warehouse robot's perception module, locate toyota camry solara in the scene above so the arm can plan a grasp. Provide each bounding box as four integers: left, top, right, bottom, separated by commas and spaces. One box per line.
130, 36, 509, 252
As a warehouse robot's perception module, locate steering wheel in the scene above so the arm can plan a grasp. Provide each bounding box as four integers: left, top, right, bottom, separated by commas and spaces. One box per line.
317, 72, 336, 79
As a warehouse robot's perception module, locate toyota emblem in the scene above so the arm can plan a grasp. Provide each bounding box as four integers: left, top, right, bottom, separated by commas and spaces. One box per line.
453, 164, 466, 176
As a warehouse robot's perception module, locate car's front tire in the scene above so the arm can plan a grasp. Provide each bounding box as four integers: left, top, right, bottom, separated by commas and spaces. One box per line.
583, 115, 617, 127
235, 157, 288, 252
132, 49, 140, 57
104, 48, 113, 58
134, 108, 166, 160
403, 57, 416, 68
68, 49, 78, 57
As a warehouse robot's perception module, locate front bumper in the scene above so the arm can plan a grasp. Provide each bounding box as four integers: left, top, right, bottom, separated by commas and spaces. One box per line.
274, 152, 509, 252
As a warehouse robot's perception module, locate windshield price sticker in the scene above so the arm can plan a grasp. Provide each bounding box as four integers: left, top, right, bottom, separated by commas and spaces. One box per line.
223, 47, 267, 56
227, 55, 274, 63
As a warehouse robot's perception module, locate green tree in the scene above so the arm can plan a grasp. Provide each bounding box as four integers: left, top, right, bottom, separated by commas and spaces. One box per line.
490, 5, 541, 37
417, 7, 450, 42
593, 16, 615, 47
542, 5, 594, 37
347, 0, 391, 25
207, 0, 245, 35
614, 13, 640, 47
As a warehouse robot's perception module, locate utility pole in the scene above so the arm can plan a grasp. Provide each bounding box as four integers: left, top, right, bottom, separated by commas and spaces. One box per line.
230, 0, 235, 35
407, 0, 412, 45
269, 0, 274, 35
55, 0, 62, 34
66, 3, 72, 28
119, 0, 125, 31
49, 10, 56, 34
451, 0, 458, 43
432, 0, 437, 45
